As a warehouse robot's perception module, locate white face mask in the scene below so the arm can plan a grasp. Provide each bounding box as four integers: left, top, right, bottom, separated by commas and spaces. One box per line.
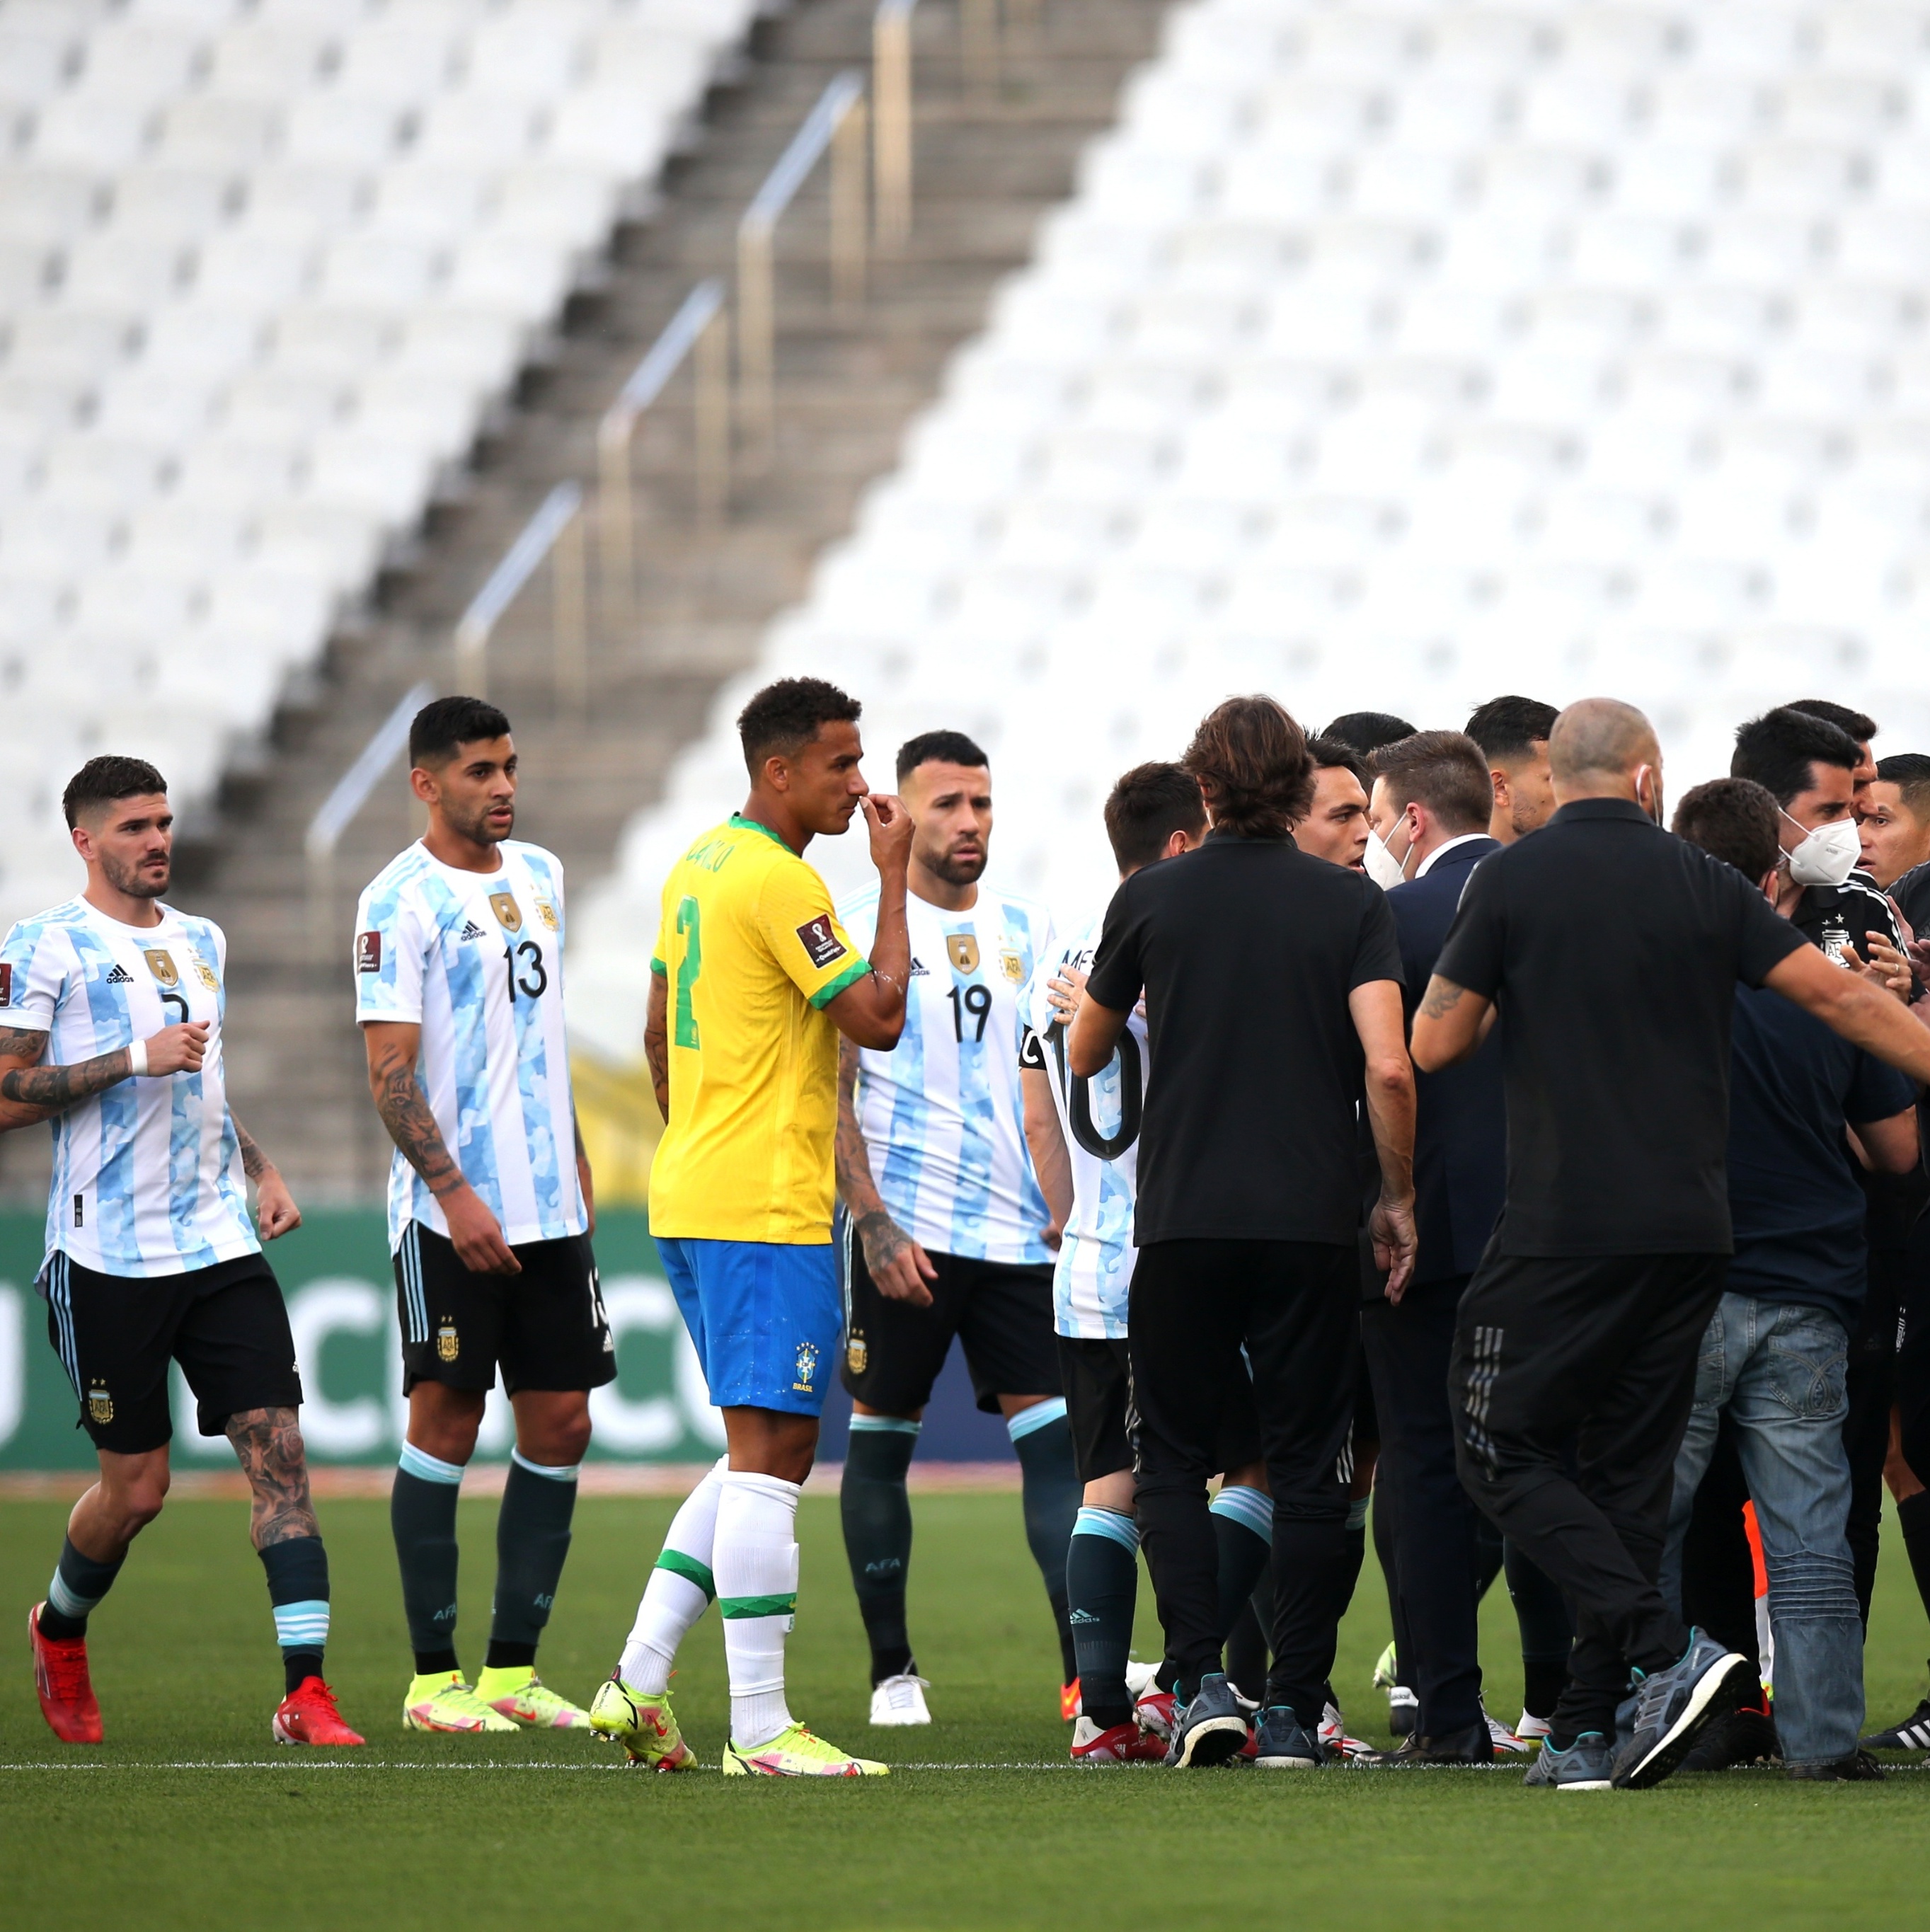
1363, 827, 1407, 890
1781, 808, 1861, 888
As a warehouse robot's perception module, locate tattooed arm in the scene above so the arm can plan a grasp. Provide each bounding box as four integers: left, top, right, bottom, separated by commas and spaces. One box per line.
232, 1115, 301, 1241
645, 967, 670, 1122
361, 1019, 519, 1276
225, 1406, 319, 1548
835, 1035, 936, 1306
0, 1020, 209, 1127
1408, 974, 1495, 1073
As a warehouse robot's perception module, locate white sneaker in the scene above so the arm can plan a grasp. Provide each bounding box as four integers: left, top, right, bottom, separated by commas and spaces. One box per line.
1483, 1699, 1530, 1755
1124, 1658, 1161, 1698
1517, 1710, 1553, 1742
868, 1672, 931, 1726
1319, 1701, 1373, 1760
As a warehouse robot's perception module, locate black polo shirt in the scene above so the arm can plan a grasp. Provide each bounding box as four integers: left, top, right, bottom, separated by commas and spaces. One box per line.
1434, 798, 1807, 1258
1085, 830, 1403, 1248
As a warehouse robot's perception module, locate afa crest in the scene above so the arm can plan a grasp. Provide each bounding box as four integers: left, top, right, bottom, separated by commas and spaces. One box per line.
999, 949, 1024, 984
86, 1383, 114, 1425
846, 1331, 868, 1376
193, 960, 219, 991
536, 900, 559, 933
793, 1340, 820, 1392
436, 1321, 459, 1363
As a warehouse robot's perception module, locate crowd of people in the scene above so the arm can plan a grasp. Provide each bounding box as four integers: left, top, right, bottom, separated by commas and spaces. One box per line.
16, 677, 1930, 1792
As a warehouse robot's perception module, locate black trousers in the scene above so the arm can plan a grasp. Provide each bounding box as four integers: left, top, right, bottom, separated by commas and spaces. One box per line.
1128, 1238, 1357, 1723
1897, 1211, 1930, 1490
1449, 1248, 1728, 1737
1845, 1251, 1905, 1626
1360, 1273, 1485, 1736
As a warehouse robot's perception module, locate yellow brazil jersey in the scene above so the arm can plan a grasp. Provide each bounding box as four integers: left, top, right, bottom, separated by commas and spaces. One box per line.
648, 815, 871, 1244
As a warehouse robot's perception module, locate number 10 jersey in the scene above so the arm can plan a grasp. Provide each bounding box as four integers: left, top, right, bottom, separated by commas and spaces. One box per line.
354, 839, 586, 1255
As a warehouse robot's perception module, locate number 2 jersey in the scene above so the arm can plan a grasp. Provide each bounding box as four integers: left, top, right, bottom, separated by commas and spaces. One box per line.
841, 882, 1055, 1266
354, 839, 586, 1256
0, 897, 258, 1277
1021, 909, 1145, 1340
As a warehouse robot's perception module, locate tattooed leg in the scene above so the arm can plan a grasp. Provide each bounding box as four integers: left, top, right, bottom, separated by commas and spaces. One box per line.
227, 1407, 320, 1549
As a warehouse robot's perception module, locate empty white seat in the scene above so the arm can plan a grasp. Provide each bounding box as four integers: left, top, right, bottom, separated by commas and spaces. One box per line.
268, 301, 394, 378
493, 163, 616, 249
90, 367, 220, 441
251, 499, 384, 586
172, 432, 304, 510
1780, 74, 1902, 142
317, 232, 444, 306
30, 91, 158, 170
391, 304, 524, 392
1699, 213, 1823, 280
0, 369, 88, 434
137, 301, 265, 378
415, 93, 545, 166
1736, 142, 1864, 218
4, 306, 138, 383
465, 15, 585, 100
59, 234, 190, 308
71, 568, 198, 638
40, 435, 171, 510
192, 231, 316, 311
301, 429, 435, 522
107, 163, 236, 244
205, 21, 334, 99
155, 96, 282, 168
543, 84, 679, 175
333, 24, 457, 106
199, 563, 332, 662
443, 233, 572, 321
0, 24, 81, 113
1609, 144, 1728, 219
123, 498, 251, 578
0, 168, 103, 246
0, 500, 120, 578
219, 369, 347, 438
350, 369, 476, 461
364, 163, 494, 245
280, 93, 404, 167
76, 22, 207, 107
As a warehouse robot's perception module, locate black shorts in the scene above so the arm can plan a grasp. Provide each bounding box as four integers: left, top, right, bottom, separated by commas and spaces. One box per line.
42, 1250, 302, 1456
394, 1221, 616, 1396
1057, 1334, 1265, 1485
840, 1231, 1059, 1415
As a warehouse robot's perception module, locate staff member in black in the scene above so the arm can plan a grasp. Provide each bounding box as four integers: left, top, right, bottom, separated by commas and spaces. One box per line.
1413, 698, 1930, 1792
1069, 695, 1417, 1771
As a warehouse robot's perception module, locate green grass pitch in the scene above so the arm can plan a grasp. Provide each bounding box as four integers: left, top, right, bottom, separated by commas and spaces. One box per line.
3, 1490, 1927, 1930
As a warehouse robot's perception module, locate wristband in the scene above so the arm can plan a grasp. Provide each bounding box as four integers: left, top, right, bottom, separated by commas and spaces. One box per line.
128, 1038, 149, 1078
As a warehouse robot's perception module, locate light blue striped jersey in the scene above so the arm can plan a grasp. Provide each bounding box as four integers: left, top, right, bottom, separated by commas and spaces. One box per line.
1022, 909, 1145, 1340
840, 881, 1054, 1265
354, 839, 587, 1255
0, 897, 258, 1278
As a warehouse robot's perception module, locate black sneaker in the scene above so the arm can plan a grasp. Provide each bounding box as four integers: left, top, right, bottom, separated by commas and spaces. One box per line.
1788, 1749, 1885, 1782
1677, 1703, 1781, 1772
1250, 1706, 1326, 1769
1357, 1720, 1494, 1766
1164, 1672, 1248, 1769
1611, 1629, 1754, 1790
1862, 1694, 1930, 1752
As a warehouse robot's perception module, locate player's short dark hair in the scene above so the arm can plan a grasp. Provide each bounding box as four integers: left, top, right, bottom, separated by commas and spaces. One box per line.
1183, 695, 1315, 839
1321, 710, 1418, 756
1787, 698, 1878, 746
62, 755, 167, 829
1731, 706, 1861, 807
1103, 761, 1206, 873
1306, 735, 1369, 788
410, 695, 511, 767
1464, 694, 1559, 764
1876, 752, 1930, 820
896, 729, 989, 783
736, 677, 861, 776
1369, 730, 1494, 836
1673, 777, 1781, 885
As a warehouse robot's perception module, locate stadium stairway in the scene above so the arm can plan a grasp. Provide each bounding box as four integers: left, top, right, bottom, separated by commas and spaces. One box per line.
0, 0, 1171, 1204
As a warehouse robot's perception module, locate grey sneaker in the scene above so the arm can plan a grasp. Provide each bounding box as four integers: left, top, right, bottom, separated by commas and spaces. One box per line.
1165, 1672, 1248, 1769
1612, 1629, 1754, 1790
1251, 1706, 1326, 1769
1523, 1730, 1614, 1790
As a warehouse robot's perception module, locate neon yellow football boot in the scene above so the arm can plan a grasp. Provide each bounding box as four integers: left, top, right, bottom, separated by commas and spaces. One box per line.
722, 1721, 889, 1777
588, 1674, 696, 1770
403, 1671, 518, 1733
474, 1665, 591, 1730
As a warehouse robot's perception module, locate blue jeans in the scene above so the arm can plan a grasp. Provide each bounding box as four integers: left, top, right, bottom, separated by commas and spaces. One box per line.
1661, 1294, 1861, 1766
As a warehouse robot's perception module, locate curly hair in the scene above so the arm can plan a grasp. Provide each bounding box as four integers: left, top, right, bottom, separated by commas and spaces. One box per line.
1181, 696, 1315, 839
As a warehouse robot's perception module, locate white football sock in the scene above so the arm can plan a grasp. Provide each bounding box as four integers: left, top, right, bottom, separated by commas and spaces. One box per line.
619, 1456, 726, 1694
714, 1469, 802, 1748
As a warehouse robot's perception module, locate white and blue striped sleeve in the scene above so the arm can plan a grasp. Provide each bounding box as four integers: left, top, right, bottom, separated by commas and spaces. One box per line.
354, 874, 431, 1024
0, 916, 63, 1033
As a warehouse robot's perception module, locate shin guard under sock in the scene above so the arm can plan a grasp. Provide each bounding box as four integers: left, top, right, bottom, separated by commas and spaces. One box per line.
487, 1449, 579, 1668
392, 1442, 464, 1675
40, 1536, 125, 1643
621, 1456, 725, 1693
1010, 1403, 1081, 1684
1067, 1508, 1139, 1730
841, 1418, 919, 1684
259, 1534, 331, 1694
717, 1470, 802, 1747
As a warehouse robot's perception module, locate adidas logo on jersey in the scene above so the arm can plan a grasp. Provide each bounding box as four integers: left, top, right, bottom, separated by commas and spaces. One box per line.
909, 958, 929, 976
459, 921, 487, 941
105, 965, 133, 984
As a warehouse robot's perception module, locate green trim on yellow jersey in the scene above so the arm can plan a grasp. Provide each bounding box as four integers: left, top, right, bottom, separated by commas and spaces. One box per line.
809, 957, 871, 1009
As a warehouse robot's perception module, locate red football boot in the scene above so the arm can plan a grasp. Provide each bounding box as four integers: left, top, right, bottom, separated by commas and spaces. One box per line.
1070, 1717, 1168, 1763
1059, 1678, 1081, 1723
1135, 1687, 1178, 1742
272, 1676, 365, 1747
30, 1603, 103, 1744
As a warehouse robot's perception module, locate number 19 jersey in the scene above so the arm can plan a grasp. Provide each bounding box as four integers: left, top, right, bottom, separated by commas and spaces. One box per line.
353, 839, 585, 1255
840, 882, 1055, 1266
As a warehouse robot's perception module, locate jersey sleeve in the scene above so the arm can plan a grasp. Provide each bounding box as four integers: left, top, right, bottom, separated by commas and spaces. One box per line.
1086, 876, 1145, 1013
1732, 873, 1809, 987
0, 919, 63, 1033
757, 859, 871, 1009
1435, 851, 1506, 998
1350, 884, 1406, 990
1845, 1047, 1917, 1129
353, 878, 430, 1023
1018, 1023, 1047, 1071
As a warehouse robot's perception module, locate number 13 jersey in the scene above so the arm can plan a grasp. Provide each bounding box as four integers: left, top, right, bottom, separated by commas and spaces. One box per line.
840, 882, 1055, 1266
354, 839, 585, 1255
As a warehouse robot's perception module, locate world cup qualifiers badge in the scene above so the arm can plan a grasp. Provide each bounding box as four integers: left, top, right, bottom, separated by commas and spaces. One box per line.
793, 1340, 820, 1393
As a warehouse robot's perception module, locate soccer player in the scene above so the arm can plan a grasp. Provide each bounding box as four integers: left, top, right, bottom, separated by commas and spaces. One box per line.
1463, 696, 1558, 845
594, 677, 913, 1777
1294, 738, 1374, 873
356, 696, 607, 1737
1860, 754, 1930, 895
834, 730, 1076, 1726
15, 757, 360, 1748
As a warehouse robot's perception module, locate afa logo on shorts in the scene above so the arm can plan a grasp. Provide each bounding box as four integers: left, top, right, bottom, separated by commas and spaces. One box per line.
436, 1320, 459, 1362
846, 1330, 868, 1376
793, 1340, 820, 1393
86, 1382, 114, 1425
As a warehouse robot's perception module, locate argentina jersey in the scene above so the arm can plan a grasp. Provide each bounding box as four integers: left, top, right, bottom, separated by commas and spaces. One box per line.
353, 839, 586, 1255
1022, 910, 1145, 1340
841, 882, 1054, 1265
0, 898, 257, 1278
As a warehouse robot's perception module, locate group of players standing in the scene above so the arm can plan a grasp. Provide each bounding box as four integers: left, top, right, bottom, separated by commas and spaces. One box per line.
21, 676, 1930, 1790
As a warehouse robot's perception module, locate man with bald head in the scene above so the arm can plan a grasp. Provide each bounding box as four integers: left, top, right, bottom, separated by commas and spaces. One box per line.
1412, 698, 1930, 1790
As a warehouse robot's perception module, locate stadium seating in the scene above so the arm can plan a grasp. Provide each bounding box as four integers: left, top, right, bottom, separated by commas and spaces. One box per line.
0, 0, 759, 919
568, 0, 1930, 1062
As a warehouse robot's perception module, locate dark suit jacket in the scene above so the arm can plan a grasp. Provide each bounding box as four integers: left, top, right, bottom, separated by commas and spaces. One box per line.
1388, 836, 1505, 1284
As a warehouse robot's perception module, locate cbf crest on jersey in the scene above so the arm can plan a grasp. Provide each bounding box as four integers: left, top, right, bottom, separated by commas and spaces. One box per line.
143, 949, 178, 987
946, 933, 980, 973
488, 891, 522, 932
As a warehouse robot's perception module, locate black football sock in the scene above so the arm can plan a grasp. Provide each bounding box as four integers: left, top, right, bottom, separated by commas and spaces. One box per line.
1209, 1484, 1274, 1643
1010, 1404, 1082, 1684
1224, 1594, 1268, 1706
1333, 1497, 1369, 1628
259, 1534, 331, 1695
392, 1445, 465, 1676
39, 1536, 125, 1643
1067, 1509, 1139, 1730
841, 1418, 918, 1684
488, 1451, 579, 1666
1896, 1491, 1930, 1630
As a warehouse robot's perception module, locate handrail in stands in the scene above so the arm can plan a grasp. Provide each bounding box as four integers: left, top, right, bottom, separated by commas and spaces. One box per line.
452, 479, 586, 707
873, 0, 916, 251
304, 679, 438, 866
